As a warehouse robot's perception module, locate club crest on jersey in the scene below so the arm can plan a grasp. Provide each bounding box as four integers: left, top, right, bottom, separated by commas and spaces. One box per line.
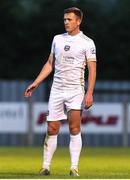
64, 45, 70, 51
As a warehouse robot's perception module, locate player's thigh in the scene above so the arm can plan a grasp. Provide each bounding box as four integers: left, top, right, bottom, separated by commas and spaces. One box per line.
47, 90, 67, 121
67, 110, 82, 134
66, 89, 84, 111
47, 121, 61, 135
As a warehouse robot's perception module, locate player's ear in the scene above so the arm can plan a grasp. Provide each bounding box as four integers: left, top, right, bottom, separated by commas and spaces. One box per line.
77, 18, 81, 26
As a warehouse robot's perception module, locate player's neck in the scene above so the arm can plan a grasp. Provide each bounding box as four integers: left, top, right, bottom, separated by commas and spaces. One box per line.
68, 28, 80, 36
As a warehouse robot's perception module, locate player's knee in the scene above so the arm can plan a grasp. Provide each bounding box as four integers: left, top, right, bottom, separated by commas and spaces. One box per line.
70, 126, 80, 135
47, 124, 59, 135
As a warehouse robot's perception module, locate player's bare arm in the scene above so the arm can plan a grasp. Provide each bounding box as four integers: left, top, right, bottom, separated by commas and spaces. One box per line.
84, 60, 96, 109
24, 53, 54, 97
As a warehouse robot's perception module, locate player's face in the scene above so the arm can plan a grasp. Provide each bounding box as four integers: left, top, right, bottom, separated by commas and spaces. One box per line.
64, 13, 81, 35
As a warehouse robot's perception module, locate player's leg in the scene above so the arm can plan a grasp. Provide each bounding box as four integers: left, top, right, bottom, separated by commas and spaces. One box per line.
39, 89, 66, 175
68, 110, 82, 176
65, 88, 84, 176
39, 121, 61, 175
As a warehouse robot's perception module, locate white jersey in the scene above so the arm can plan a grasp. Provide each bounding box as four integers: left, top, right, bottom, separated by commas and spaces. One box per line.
51, 31, 96, 90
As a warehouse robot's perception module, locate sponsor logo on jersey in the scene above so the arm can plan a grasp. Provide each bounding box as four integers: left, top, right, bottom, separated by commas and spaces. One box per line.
64, 45, 70, 51
62, 56, 74, 64
91, 48, 96, 54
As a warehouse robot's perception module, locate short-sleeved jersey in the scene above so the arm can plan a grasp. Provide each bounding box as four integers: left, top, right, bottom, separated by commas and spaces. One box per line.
51, 31, 96, 90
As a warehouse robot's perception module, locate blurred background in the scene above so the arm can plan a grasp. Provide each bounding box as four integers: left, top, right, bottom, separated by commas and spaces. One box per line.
0, 0, 130, 147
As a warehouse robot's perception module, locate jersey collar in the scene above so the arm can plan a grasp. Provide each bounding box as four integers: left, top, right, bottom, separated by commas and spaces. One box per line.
67, 31, 83, 38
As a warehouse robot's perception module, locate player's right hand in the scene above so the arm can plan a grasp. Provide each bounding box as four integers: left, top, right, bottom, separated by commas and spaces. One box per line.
24, 81, 39, 97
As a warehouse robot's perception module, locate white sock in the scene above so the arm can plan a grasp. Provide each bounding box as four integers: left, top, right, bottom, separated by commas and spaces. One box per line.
69, 133, 82, 170
42, 134, 57, 170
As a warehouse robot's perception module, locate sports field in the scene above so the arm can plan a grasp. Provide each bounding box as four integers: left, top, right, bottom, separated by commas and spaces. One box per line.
0, 147, 130, 179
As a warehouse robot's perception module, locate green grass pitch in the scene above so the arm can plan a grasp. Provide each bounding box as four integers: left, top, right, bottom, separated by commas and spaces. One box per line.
0, 147, 130, 179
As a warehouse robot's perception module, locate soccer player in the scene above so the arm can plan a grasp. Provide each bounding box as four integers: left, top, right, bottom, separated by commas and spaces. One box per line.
24, 7, 96, 176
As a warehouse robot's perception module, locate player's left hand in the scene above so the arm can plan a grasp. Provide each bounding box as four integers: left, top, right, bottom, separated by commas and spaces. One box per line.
84, 92, 93, 109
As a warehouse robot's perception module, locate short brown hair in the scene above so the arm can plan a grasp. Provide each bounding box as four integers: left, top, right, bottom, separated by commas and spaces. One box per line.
64, 7, 83, 20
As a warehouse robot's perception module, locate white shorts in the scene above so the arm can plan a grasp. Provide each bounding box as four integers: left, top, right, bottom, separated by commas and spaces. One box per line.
47, 88, 84, 121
